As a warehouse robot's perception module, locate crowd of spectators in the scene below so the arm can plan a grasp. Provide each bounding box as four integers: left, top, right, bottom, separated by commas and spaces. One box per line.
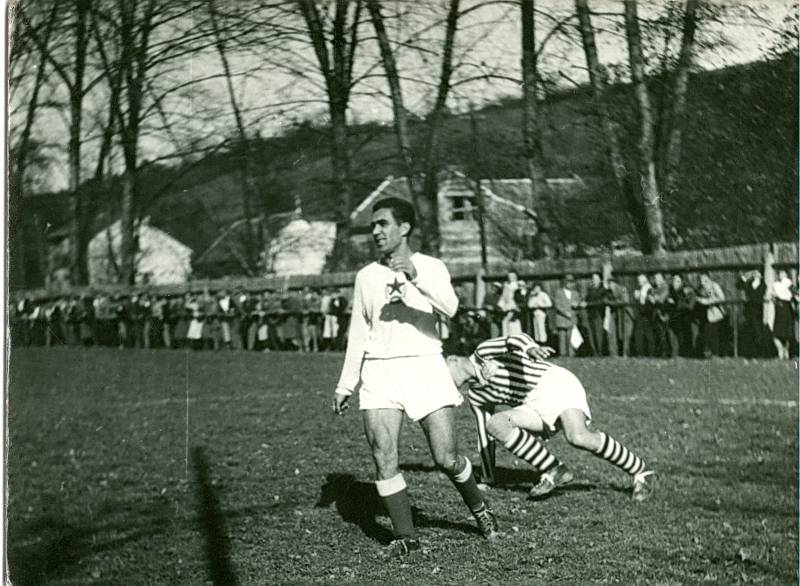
446, 270, 800, 360
10, 287, 351, 352
10, 269, 799, 360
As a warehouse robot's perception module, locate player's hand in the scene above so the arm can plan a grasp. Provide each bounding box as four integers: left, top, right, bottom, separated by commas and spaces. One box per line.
527, 345, 556, 360
332, 392, 350, 415
389, 253, 417, 282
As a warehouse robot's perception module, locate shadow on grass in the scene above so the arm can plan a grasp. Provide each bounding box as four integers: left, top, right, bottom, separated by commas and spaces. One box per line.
191, 446, 239, 586
316, 473, 482, 545
8, 498, 173, 585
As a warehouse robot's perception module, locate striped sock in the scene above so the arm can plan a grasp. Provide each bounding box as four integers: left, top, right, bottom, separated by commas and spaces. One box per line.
594, 432, 645, 475
504, 428, 559, 472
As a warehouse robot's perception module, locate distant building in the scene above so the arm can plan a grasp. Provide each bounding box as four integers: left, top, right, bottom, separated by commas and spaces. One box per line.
192, 197, 337, 278
350, 169, 585, 267
87, 217, 193, 286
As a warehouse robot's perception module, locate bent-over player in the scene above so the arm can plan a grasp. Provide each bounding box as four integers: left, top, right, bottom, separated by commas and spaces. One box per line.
446, 333, 655, 501
333, 197, 498, 558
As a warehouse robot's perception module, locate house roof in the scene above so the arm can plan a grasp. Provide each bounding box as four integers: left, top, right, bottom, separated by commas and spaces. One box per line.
350, 169, 585, 229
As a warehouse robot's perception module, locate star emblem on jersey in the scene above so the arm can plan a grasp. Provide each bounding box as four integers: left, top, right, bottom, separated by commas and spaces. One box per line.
386, 276, 406, 302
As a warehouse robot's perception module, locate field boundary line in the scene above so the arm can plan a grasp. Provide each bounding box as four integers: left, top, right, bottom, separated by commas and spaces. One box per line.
128, 393, 798, 409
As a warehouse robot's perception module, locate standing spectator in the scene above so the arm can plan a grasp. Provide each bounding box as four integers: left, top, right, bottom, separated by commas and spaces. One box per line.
696, 272, 726, 358
172, 294, 190, 349
585, 273, 608, 356
737, 270, 767, 358
138, 293, 153, 349
301, 286, 321, 352
769, 270, 794, 360
201, 290, 220, 350
253, 295, 270, 351
217, 289, 236, 350
320, 288, 338, 351
44, 300, 63, 347
79, 295, 96, 346
665, 274, 695, 358
235, 289, 253, 350
498, 272, 522, 336
480, 282, 502, 339
333, 288, 350, 351
264, 290, 283, 350
606, 276, 633, 357
186, 293, 205, 350
633, 274, 655, 357
553, 275, 581, 357
651, 273, 671, 358
114, 295, 131, 349
284, 290, 303, 351
151, 295, 169, 348
526, 282, 552, 345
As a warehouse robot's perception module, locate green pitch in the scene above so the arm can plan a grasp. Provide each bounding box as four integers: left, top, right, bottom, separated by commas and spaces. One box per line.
8, 348, 798, 584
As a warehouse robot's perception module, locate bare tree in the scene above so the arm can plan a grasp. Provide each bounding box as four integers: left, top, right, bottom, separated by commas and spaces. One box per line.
575, 0, 701, 254
19, 0, 98, 283
8, 2, 61, 287
520, 0, 555, 258
296, 0, 363, 242
206, 0, 261, 275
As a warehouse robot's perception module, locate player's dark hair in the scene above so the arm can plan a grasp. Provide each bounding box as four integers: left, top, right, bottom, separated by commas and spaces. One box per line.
373, 197, 416, 236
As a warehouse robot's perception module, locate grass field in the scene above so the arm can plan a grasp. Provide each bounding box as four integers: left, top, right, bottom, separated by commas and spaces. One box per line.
7, 348, 798, 585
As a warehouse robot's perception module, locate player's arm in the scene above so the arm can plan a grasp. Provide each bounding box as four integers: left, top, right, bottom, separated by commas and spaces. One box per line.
505, 333, 556, 360
333, 274, 369, 413
397, 256, 459, 318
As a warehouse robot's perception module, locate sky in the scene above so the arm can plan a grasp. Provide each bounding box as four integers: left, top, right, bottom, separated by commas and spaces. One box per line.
8, 0, 796, 193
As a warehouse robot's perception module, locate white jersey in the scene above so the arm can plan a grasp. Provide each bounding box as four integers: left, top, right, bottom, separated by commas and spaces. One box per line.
335, 252, 459, 395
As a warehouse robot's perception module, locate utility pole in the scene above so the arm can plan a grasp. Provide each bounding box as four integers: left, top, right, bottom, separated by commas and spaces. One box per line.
469, 103, 488, 272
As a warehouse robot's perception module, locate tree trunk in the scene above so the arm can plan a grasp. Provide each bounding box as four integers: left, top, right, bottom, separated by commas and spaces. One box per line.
10, 1, 60, 288
521, 0, 554, 258
297, 0, 361, 258
119, 167, 137, 285
623, 0, 666, 254
208, 0, 258, 274
67, 0, 90, 284
420, 0, 460, 256
366, 0, 440, 254
575, 0, 649, 249
662, 0, 699, 194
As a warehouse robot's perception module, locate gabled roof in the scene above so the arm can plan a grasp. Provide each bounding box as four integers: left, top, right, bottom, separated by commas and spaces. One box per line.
350, 169, 586, 229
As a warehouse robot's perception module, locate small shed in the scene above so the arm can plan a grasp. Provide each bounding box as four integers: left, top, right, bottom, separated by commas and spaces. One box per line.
87, 217, 193, 285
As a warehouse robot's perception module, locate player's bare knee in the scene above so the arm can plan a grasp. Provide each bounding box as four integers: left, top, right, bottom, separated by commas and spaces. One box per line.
564, 427, 600, 451
486, 413, 514, 442
433, 451, 460, 475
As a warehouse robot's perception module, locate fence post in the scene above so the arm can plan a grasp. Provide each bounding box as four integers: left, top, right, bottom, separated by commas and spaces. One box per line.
732, 302, 739, 358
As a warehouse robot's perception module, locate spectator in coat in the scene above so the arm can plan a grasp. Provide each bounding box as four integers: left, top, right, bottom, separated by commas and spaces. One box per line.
769, 270, 794, 360
217, 289, 237, 350
665, 274, 696, 358
553, 275, 581, 357
651, 273, 671, 358
585, 273, 609, 356
498, 272, 522, 336
526, 282, 552, 344
696, 272, 726, 358
606, 276, 633, 357
737, 270, 767, 358
633, 274, 655, 357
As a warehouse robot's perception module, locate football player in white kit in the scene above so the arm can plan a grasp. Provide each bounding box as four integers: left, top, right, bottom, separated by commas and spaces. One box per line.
333, 197, 498, 557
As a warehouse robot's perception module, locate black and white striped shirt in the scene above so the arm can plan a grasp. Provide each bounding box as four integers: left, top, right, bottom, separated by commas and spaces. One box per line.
467, 333, 555, 408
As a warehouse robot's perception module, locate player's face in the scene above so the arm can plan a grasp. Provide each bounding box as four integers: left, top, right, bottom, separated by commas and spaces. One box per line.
371, 208, 407, 255
446, 356, 476, 389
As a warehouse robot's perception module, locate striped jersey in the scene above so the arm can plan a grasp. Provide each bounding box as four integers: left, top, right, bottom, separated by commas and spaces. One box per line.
467, 333, 555, 408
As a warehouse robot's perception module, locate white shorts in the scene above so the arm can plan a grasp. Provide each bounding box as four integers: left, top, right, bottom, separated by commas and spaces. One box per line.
519, 365, 592, 433
359, 354, 464, 421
